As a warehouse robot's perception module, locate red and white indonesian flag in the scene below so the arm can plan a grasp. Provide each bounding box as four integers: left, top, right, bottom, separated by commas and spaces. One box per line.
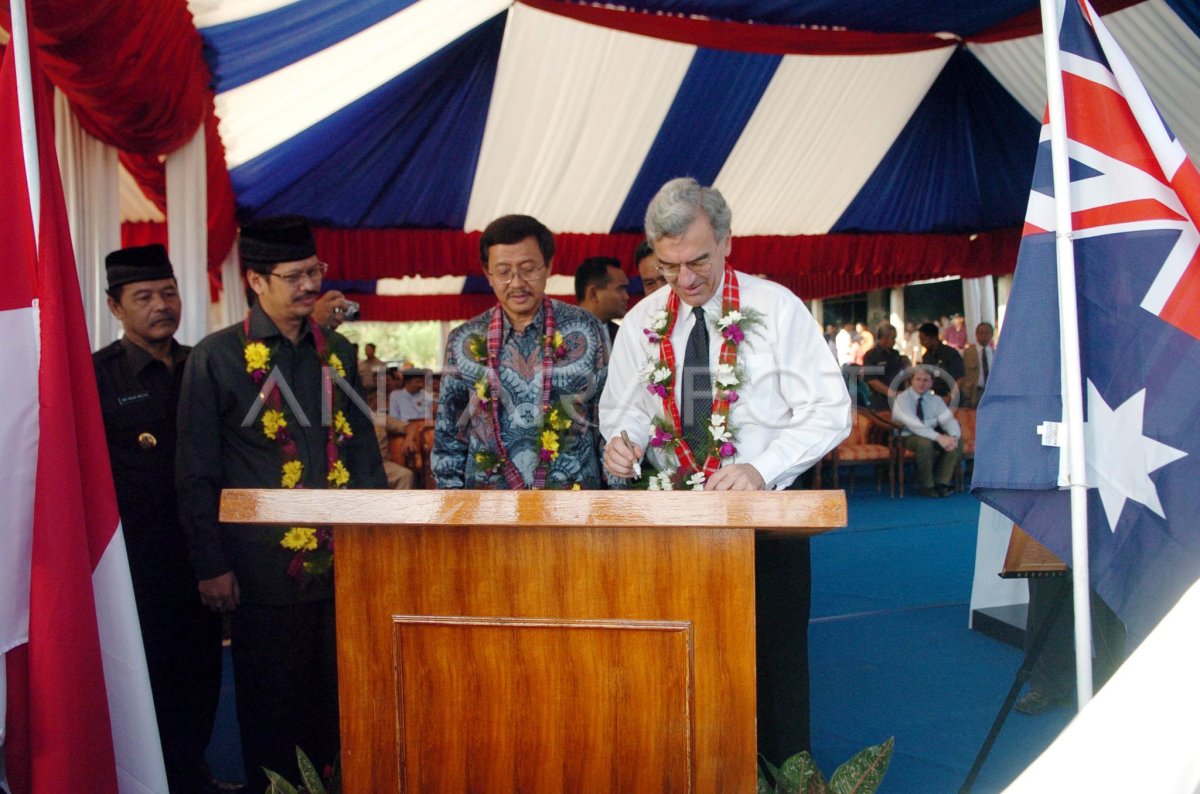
0, 28, 166, 794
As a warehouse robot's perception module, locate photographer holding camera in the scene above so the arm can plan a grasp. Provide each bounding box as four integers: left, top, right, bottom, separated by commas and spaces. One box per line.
312, 289, 360, 331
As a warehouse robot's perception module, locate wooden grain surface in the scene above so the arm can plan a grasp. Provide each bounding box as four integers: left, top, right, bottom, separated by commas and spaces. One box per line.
219, 488, 847, 532
393, 617, 692, 792
1002, 524, 1068, 577
336, 522, 756, 793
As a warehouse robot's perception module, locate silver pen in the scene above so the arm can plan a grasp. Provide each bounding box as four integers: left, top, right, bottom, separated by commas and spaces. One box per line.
621, 430, 642, 479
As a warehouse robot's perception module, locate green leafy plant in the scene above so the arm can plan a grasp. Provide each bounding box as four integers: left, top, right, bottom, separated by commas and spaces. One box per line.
263, 747, 340, 794
757, 737, 894, 794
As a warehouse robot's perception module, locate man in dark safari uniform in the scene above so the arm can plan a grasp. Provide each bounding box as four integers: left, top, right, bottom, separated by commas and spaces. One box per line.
93, 244, 230, 793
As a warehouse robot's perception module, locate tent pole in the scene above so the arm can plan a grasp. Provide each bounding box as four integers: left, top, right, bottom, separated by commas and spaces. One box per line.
1039, 0, 1094, 708
10, 0, 40, 245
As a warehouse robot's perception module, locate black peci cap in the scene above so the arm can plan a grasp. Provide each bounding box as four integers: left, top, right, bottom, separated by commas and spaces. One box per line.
105, 244, 174, 291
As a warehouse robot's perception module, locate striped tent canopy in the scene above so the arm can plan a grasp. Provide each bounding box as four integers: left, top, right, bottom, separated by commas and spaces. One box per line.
9, 0, 1200, 318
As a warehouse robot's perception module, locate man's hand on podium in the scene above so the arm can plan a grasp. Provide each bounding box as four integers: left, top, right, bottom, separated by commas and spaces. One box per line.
706, 463, 765, 491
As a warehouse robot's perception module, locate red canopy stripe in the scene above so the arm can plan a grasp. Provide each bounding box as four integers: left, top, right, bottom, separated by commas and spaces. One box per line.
519, 0, 953, 55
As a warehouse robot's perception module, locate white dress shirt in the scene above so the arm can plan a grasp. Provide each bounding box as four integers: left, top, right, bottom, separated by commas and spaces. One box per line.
599, 271, 851, 489
389, 388, 426, 423
892, 388, 961, 441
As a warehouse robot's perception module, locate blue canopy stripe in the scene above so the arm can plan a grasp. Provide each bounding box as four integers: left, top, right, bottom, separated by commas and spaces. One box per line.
612, 48, 781, 233
200, 0, 422, 92
229, 13, 506, 227
833, 47, 1040, 233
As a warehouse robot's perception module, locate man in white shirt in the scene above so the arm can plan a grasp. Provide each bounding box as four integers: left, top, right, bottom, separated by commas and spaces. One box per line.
893, 366, 962, 497
835, 322, 853, 366
389, 369, 428, 423
599, 177, 851, 763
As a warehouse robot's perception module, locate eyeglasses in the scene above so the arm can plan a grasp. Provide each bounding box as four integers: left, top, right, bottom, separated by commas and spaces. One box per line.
266, 262, 329, 286
656, 253, 713, 280
488, 264, 547, 284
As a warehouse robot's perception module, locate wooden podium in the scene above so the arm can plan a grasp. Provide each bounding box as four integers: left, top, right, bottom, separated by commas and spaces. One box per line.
220, 489, 846, 792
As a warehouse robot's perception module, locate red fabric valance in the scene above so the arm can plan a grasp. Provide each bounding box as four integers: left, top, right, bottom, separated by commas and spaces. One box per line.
308, 226, 1021, 321
121, 221, 168, 250
316, 226, 1019, 302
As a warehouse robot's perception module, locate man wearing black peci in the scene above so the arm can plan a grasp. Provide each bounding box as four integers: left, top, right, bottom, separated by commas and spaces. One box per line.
177, 217, 385, 788
93, 244, 233, 793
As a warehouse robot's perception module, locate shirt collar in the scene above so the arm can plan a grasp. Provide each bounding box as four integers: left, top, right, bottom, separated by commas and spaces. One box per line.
248, 301, 314, 345
119, 336, 184, 375
676, 280, 725, 325
501, 302, 546, 342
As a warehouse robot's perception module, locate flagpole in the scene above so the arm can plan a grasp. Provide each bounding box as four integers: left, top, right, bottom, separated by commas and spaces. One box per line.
10, 0, 41, 245
1, 0, 40, 757
1039, 0, 1094, 707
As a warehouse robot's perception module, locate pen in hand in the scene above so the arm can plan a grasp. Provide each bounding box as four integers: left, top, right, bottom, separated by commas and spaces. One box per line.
621, 430, 642, 479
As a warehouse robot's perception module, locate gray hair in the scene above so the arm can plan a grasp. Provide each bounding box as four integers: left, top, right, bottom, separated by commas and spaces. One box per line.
644, 177, 732, 243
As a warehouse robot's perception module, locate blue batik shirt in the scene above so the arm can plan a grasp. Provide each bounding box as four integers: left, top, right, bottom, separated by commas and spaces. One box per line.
432, 300, 609, 489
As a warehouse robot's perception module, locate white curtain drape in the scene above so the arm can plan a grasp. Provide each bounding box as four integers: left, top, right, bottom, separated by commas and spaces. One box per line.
166, 124, 209, 345
54, 90, 121, 349
210, 245, 248, 331
961, 275, 997, 336
889, 287, 905, 332
996, 273, 1014, 338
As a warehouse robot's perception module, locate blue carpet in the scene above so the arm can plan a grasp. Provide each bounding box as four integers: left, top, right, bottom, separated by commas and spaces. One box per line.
205, 647, 243, 784
810, 483, 1072, 792
205, 479, 1073, 790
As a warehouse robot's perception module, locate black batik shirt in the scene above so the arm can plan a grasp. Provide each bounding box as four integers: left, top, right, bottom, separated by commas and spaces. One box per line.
177, 304, 385, 605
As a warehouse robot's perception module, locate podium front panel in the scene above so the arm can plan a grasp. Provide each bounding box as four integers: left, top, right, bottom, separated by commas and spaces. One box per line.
337, 523, 755, 793
393, 616, 692, 790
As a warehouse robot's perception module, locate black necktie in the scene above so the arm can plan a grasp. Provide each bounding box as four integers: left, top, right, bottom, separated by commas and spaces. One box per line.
916, 394, 925, 422
980, 346, 990, 386
682, 306, 711, 455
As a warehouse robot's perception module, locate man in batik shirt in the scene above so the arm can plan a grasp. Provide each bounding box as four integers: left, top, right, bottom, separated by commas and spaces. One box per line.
432, 215, 608, 489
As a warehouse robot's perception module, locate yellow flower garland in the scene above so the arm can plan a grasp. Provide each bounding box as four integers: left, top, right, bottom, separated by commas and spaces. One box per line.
281, 460, 304, 488
261, 409, 287, 441
244, 342, 270, 373
281, 527, 318, 552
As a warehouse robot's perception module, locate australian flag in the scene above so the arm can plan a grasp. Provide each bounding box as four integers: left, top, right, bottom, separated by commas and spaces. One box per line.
973, 0, 1200, 649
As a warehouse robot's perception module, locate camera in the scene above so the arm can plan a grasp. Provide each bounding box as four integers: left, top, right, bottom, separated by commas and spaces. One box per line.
343, 300, 361, 321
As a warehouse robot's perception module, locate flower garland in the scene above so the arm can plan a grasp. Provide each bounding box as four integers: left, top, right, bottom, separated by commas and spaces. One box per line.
640, 269, 762, 489
467, 297, 575, 489
243, 316, 352, 586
